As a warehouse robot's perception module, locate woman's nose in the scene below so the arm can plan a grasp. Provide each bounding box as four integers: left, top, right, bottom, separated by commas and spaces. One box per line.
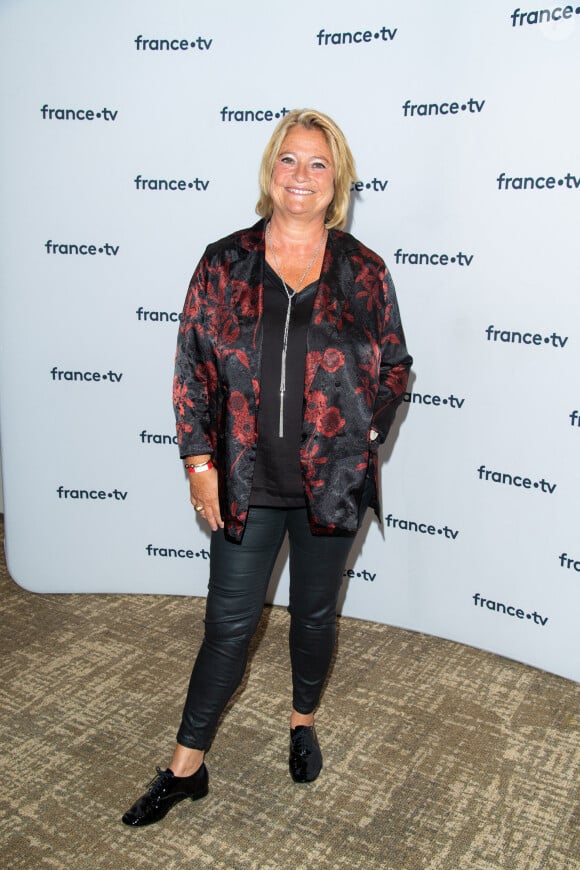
292, 160, 308, 182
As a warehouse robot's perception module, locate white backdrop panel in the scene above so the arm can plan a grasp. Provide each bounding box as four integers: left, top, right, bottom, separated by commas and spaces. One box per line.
1, 0, 578, 682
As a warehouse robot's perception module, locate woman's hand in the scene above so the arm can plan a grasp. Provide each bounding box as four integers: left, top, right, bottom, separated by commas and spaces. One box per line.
186, 457, 224, 532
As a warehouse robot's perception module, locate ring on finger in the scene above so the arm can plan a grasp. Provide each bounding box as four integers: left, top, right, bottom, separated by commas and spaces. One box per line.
194, 505, 204, 512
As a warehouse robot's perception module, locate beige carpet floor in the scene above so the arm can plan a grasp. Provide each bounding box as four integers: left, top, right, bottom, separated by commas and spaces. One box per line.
0, 516, 578, 870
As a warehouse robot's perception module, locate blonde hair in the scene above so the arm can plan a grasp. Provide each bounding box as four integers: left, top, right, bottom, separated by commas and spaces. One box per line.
255, 109, 357, 230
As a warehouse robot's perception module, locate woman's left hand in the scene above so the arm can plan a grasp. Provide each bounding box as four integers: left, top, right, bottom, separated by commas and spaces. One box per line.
187, 461, 224, 532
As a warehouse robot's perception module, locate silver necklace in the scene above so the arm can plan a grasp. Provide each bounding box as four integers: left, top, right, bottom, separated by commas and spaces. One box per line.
266, 221, 327, 437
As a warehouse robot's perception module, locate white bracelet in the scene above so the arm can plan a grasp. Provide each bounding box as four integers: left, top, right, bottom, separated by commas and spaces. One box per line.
185, 460, 213, 474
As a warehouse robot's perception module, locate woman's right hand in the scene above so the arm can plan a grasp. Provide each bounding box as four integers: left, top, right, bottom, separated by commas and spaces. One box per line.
187, 460, 224, 532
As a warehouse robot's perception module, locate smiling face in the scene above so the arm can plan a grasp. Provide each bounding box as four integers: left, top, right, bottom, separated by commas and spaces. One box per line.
269, 125, 335, 224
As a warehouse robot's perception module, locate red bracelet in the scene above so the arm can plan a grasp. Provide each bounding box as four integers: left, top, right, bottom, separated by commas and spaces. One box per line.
185, 460, 213, 474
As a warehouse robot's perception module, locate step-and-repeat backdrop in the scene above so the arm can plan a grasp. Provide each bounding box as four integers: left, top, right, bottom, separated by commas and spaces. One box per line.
1, 1, 578, 682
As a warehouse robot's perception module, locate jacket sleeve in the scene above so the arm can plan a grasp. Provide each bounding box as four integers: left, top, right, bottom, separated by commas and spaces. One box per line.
173, 250, 219, 458
370, 266, 412, 445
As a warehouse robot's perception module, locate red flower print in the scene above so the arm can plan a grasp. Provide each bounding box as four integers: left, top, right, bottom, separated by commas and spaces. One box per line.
304, 390, 328, 424
355, 373, 375, 408
230, 279, 257, 317
355, 287, 375, 312
173, 377, 194, 418
228, 392, 245, 412
231, 349, 252, 370
175, 420, 193, 444
304, 351, 323, 391
352, 256, 378, 291
320, 348, 345, 373
300, 442, 327, 499
251, 378, 261, 403
356, 338, 380, 407
336, 304, 354, 330
207, 259, 231, 298
194, 361, 217, 400
229, 502, 248, 524
220, 311, 240, 345
182, 291, 202, 322
387, 365, 409, 397
228, 391, 255, 447
313, 283, 339, 325
317, 406, 345, 438
385, 331, 400, 345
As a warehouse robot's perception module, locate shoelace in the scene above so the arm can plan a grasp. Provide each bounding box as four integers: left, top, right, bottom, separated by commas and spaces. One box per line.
292, 729, 314, 756
146, 767, 173, 798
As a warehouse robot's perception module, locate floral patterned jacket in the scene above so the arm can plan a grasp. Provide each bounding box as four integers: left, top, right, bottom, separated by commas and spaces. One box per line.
174, 219, 412, 541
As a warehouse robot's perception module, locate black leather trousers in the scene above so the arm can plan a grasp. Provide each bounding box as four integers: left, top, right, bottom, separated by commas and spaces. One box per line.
176, 502, 366, 751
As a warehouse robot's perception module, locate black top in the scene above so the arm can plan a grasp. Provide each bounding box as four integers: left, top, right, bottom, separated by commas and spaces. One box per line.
249, 261, 318, 507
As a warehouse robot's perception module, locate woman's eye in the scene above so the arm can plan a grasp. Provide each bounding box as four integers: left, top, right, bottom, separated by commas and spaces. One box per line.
280, 156, 294, 165
312, 161, 327, 169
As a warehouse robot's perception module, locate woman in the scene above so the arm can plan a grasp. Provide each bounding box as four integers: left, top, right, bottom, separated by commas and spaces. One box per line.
122, 109, 412, 826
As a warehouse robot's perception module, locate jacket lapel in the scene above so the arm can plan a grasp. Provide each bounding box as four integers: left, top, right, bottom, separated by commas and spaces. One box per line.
305, 230, 352, 386
229, 221, 266, 386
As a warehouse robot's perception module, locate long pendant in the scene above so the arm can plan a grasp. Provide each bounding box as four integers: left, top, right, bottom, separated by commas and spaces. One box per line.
279, 294, 294, 437
266, 222, 326, 439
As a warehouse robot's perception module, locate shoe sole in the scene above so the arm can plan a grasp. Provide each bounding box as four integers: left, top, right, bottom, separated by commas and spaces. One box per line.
122, 787, 209, 827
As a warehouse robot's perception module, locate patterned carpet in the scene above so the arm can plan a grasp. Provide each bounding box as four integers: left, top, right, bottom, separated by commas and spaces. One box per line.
1, 516, 578, 869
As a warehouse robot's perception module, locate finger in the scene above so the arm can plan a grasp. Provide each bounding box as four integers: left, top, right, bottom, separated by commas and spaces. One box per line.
188, 472, 223, 529
203, 503, 223, 532
208, 500, 224, 529
192, 500, 219, 531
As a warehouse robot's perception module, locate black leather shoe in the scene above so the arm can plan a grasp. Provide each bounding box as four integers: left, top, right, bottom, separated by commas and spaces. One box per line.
122, 764, 209, 827
289, 725, 323, 783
